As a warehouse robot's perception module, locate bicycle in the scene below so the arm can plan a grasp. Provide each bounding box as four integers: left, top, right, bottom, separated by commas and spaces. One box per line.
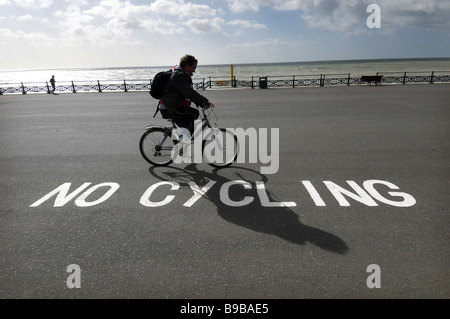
140, 106, 238, 168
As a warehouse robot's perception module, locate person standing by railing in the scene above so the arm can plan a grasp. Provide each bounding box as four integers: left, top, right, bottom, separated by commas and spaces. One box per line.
50, 75, 56, 93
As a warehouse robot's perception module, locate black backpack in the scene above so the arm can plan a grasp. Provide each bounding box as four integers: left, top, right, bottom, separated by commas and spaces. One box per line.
150, 69, 172, 99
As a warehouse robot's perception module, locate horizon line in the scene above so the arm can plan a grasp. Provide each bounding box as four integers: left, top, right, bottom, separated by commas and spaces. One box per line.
2, 57, 450, 73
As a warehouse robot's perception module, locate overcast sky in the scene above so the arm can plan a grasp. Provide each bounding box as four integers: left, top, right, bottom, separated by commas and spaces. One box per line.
1, 0, 449, 70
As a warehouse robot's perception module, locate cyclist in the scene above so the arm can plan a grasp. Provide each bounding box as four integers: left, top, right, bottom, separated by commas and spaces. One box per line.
159, 55, 214, 135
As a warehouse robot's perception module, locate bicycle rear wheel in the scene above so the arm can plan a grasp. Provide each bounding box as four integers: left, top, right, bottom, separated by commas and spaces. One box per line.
140, 127, 175, 166
203, 128, 238, 168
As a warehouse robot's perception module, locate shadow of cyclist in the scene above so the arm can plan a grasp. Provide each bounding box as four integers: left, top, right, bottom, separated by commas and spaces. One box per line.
148, 164, 348, 255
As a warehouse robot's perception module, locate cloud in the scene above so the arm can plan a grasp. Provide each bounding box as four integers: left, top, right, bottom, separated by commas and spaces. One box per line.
2, 27, 54, 44
3, 0, 268, 47
225, 0, 279, 13
224, 38, 288, 50
78, 0, 220, 37
381, 0, 450, 30
0, 0, 12, 6
18, 14, 34, 21
227, 19, 267, 30
84, 0, 151, 22
55, 1, 151, 44
185, 17, 225, 34
224, 0, 450, 33
55, 4, 94, 28
13, 0, 54, 8
149, 0, 217, 18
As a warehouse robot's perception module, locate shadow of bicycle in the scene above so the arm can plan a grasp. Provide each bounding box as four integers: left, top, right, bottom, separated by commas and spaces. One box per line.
148, 164, 348, 255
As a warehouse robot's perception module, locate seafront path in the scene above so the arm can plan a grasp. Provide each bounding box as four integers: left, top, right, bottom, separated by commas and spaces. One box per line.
0, 84, 449, 299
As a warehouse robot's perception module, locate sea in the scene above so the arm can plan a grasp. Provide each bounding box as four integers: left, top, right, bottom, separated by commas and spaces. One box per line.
1, 58, 449, 85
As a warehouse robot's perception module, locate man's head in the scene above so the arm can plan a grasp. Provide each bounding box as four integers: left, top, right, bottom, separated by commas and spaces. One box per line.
180, 54, 198, 76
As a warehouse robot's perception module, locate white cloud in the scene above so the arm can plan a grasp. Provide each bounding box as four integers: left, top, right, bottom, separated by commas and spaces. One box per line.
13, 0, 54, 8
185, 17, 225, 34
81, 0, 198, 36
224, 0, 450, 33
224, 38, 288, 50
54, 1, 147, 44
228, 19, 267, 30
149, 0, 216, 18
381, 0, 450, 30
226, 0, 279, 13
139, 18, 185, 35
85, 0, 151, 19
2, 27, 54, 44
55, 4, 94, 27
0, 0, 12, 6
17, 14, 34, 21
2, 0, 447, 70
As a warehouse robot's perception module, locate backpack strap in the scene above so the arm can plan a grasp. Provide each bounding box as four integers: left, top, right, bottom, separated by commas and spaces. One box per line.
153, 101, 161, 118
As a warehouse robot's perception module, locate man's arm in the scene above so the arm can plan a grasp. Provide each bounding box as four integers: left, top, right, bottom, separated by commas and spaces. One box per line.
172, 72, 210, 106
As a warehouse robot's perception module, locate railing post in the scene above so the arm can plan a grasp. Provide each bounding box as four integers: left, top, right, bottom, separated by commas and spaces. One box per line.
208, 77, 211, 89
292, 75, 295, 88
251, 76, 254, 89
403, 72, 407, 85
46, 82, 51, 94
21, 82, 26, 94
97, 80, 102, 92
233, 76, 236, 88
124, 80, 128, 92
347, 73, 351, 86
320, 75, 324, 87
430, 71, 434, 84
72, 81, 77, 93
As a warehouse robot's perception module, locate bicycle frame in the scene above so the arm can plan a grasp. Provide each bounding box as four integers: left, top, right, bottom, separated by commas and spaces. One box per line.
140, 106, 236, 167
145, 107, 218, 150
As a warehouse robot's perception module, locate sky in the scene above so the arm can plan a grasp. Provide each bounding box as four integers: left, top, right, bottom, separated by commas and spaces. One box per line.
1, 0, 450, 70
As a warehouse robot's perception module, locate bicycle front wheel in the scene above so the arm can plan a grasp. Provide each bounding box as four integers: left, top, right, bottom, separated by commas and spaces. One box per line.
139, 127, 175, 166
202, 128, 238, 168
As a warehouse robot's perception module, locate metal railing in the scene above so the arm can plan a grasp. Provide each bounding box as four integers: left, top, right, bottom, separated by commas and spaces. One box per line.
0, 79, 151, 95
1, 71, 449, 95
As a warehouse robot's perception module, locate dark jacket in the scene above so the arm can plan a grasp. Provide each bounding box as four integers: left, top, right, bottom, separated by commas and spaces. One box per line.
162, 66, 209, 114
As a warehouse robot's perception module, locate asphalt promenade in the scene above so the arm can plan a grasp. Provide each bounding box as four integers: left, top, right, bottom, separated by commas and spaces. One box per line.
0, 84, 449, 300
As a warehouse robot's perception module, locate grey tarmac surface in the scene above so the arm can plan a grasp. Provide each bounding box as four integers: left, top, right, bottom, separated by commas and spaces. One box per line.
0, 84, 449, 299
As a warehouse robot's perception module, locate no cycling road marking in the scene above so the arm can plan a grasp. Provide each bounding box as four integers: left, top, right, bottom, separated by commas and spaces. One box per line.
29, 179, 416, 208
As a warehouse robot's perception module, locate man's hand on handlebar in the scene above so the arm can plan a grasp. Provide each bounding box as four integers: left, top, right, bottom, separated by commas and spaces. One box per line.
204, 102, 215, 109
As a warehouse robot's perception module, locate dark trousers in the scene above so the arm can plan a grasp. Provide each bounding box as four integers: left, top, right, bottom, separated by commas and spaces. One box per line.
160, 105, 199, 135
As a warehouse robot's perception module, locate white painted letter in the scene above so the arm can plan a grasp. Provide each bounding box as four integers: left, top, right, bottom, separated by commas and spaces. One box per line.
30, 183, 91, 207
75, 183, 120, 207
302, 181, 326, 206
363, 180, 416, 207
220, 180, 254, 207
140, 181, 180, 207
256, 181, 296, 207
324, 181, 378, 206
184, 180, 217, 207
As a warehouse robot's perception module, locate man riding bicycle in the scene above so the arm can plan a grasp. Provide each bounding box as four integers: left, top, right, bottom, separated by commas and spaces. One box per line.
159, 55, 214, 135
